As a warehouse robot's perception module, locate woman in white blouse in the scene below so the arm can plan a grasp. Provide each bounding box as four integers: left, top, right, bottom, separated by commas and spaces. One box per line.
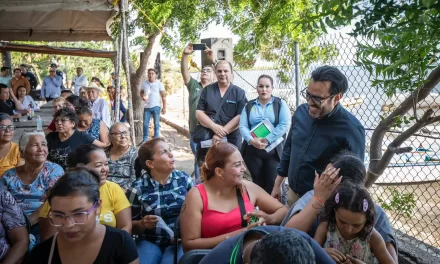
16, 86, 39, 111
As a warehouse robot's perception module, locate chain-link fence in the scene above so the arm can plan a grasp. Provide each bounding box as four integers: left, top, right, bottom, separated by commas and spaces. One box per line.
299, 33, 440, 257
166, 33, 440, 256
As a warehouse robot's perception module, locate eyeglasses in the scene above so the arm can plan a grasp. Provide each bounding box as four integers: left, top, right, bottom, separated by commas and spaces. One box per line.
55, 118, 71, 124
301, 88, 336, 106
0, 125, 14, 131
48, 202, 97, 227
110, 131, 129, 138
201, 68, 213, 73
49, 71, 55, 73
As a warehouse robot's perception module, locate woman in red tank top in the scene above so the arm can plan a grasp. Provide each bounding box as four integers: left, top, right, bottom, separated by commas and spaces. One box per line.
180, 142, 287, 252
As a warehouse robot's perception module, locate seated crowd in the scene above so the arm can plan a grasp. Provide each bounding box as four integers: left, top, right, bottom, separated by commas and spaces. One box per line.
0, 63, 399, 264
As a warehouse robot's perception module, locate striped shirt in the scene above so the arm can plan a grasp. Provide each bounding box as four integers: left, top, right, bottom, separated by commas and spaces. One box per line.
126, 170, 194, 247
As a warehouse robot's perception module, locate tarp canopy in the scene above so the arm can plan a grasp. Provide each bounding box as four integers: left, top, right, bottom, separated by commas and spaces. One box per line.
0, 0, 117, 41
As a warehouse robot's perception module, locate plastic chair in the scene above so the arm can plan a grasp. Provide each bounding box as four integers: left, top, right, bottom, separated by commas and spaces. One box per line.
178, 250, 211, 264
174, 216, 181, 264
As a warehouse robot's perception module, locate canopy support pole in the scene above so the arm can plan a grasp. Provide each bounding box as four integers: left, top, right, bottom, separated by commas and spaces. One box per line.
121, 0, 135, 146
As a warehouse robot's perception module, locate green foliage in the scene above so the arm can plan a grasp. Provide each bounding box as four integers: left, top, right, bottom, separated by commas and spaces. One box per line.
390, 115, 416, 129
121, 0, 334, 73
117, 0, 221, 58
377, 187, 416, 218
307, 0, 440, 98
221, 0, 335, 71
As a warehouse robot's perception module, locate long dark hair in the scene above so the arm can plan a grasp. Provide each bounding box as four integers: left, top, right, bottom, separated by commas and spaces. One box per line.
320, 182, 375, 240
67, 144, 102, 168
66, 95, 89, 108
48, 167, 100, 205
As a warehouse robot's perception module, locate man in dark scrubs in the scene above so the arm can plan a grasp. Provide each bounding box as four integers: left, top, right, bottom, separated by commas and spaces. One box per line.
195, 60, 247, 163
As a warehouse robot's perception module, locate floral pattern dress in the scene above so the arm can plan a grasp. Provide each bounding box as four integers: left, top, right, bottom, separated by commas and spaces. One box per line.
85, 118, 101, 141
1, 161, 64, 216
324, 226, 377, 264
106, 146, 137, 191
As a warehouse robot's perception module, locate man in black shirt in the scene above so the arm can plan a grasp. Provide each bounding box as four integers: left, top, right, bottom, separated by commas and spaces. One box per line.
19, 64, 38, 90
195, 60, 247, 162
0, 83, 27, 118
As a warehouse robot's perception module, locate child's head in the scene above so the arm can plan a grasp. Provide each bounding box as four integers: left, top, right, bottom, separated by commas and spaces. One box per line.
330, 150, 366, 185
321, 182, 375, 240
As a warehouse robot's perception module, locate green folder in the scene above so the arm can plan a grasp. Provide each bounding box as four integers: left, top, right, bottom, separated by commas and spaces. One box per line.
251, 123, 271, 138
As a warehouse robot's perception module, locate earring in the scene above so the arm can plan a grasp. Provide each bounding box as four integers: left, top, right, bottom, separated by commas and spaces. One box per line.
219, 175, 225, 181
96, 215, 99, 223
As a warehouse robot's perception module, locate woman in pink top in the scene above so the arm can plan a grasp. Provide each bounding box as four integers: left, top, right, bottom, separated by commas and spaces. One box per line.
180, 142, 287, 252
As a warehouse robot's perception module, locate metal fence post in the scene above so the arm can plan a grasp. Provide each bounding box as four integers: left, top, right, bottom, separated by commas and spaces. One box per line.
294, 42, 300, 108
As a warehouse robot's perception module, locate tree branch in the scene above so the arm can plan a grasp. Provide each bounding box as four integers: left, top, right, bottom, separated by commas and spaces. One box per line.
366, 109, 435, 187
426, 115, 440, 125
381, 65, 440, 126
136, 31, 161, 78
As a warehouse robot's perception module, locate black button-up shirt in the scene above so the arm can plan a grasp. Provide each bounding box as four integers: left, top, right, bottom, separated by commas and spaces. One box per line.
277, 103, 365, 196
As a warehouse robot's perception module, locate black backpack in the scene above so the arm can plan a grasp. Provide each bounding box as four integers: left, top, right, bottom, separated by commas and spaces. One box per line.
243, 96, 285, 159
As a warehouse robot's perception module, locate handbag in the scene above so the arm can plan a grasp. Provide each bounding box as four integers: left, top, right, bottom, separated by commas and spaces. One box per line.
193, 87, 230, 143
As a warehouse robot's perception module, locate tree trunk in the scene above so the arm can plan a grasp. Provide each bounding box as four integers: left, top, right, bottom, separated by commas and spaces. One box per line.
1, 51, 11, 73
122, 31, 163, 139
366, 65, 440, 186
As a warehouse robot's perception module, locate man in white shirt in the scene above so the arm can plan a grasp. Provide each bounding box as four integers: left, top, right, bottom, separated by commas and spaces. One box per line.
140, 68, 166, 142
86, 82, 111, 127
72, 67, 88, 95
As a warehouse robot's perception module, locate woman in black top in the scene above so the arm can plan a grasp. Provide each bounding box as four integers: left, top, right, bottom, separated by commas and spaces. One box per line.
46, 108, 106, 168
26, 168, 139, 264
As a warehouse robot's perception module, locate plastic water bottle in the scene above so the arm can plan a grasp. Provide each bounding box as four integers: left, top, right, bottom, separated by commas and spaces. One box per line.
36, 116, 42, 131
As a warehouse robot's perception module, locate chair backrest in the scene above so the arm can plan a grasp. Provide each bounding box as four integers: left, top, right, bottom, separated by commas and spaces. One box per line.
178, 250, 211, 264
174, 215, 181, 239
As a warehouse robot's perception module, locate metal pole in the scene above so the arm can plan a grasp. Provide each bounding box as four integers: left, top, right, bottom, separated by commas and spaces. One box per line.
121, 0, 136, 146
114, 22, 123, 123
65, 57, 69, 89
294, 42, 300, 108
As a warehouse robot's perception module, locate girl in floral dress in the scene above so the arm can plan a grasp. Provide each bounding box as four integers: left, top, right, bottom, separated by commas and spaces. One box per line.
314, 182, 395, 264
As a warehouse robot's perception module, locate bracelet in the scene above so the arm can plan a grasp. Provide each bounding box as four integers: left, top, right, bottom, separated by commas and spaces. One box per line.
313, 195, 325, 204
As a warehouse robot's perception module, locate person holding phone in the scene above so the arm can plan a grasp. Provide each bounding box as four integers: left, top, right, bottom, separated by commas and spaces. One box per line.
181, 43, 215, 183
239, 74, 291, 199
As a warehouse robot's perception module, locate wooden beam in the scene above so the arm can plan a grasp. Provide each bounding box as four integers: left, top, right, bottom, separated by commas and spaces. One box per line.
0, 42, 116, 59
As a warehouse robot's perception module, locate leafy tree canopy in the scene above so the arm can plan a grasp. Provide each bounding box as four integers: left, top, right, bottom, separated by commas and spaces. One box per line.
307, 0, 440, 96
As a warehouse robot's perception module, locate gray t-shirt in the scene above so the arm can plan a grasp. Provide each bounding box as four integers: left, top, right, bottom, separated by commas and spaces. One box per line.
281, 190, 397, 253
142, 80, 165, 108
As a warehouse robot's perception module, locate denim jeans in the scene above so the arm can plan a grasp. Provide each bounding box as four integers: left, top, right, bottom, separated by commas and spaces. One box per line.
189, 132, 201, 183
143, 106, 161, 141
136, 239, 183, 264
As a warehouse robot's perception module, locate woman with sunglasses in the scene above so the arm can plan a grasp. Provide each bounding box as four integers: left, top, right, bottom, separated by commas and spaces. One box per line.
238, 75, 291, 200
0, 113, 22, 176
26, 168, 139, 264
39, 144, 132, 242
106, 122, 137, 191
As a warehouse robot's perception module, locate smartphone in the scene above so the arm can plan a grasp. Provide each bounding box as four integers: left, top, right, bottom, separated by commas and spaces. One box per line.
192, 43, 207, 50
